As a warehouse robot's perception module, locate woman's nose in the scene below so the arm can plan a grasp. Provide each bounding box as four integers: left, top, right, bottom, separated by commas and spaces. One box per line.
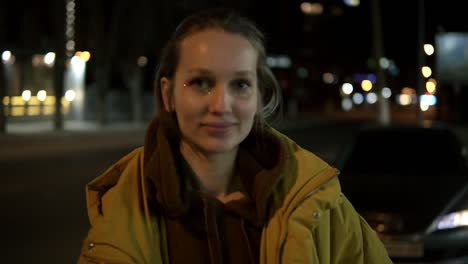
208, 85, 232, 114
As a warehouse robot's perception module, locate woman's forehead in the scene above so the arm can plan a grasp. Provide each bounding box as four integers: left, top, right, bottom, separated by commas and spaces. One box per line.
177, 29, 258, 74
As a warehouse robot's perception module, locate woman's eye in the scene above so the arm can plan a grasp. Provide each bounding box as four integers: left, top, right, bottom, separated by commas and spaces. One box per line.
232, 79, 253, 97
186, 78, 212, 93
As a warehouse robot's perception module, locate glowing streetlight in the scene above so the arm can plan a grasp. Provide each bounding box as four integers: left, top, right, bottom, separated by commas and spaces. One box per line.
22, 90, 32, 102
2, 51, 12, 62
361, 80, 373, 92
421, 66, 432, 78
65, 90, 76, 102
341, 83, 354, 95
301, 2, 324, 15
424, 44, 434, 56
37, 90, 47, 101
44, 52, 56, 66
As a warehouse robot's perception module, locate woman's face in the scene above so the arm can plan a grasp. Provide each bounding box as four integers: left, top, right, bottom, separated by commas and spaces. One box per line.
161, 29, 259, 155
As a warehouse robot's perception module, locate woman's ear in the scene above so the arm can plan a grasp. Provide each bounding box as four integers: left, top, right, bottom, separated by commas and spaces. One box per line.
161, 77, 173, 112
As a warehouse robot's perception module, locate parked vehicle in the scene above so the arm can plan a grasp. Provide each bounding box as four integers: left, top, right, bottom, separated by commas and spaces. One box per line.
336, 124, 468, 263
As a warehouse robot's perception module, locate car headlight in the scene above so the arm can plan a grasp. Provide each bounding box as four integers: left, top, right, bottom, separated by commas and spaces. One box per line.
436, 209, 468, 230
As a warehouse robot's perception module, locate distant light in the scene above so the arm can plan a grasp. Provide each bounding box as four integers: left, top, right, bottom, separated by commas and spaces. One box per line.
352, 93, 364, 105
426, 80, 437, 94
32, 55, 42, 67
437, 210, 468, 230
71, 56, 85, 72
323, 72, 336, 84
366, 92, 377, 104
424, 44, 435, 56
3, 96, 9, 106
66, 40, 75, 51
420, 102, 429, 111
65, 90, 76, 102
382, 87, 392, 98
341, 83, 354, 95
66, 1, 75, 11
37, 90, 47, 102
297, 67, 309, 79
401, 87, 416, 95
266, 57, 276, 67
277, 56, 292, 68
379, 57, 390, 69
343, 0, 360, 7
420, 94, 437, 106
2, 50, 11, 62
422, 66, 432, 78
44, 52, 56, 66
361, 80, 373, 92
80, 51, 91, 62
342, 98, 353, 111
397, 94, 412, 106
22, 90, 32, 102
301, 2, 324, 15
137, 56, 148, 67
266, 55, 291, 69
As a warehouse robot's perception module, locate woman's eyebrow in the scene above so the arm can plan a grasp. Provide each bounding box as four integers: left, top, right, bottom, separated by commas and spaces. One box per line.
187, 68, 212, 75
233, 70, 255, 78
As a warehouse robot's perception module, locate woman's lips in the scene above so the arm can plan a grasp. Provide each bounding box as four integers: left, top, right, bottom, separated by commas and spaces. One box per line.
201, 122, 236, 134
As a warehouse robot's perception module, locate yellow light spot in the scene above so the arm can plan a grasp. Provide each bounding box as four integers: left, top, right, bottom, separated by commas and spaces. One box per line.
361, 80, 373, 92
27, 106, 41, 116
11, 96, 25, 106
426, 81, 436, 94
80, 51, 91, 62
422, 66, 432, 78
11, 107, 25, 116
3, 96, 9, 106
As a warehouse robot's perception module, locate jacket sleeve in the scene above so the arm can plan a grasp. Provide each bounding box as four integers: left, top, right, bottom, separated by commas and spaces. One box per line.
328, 195, 394, 264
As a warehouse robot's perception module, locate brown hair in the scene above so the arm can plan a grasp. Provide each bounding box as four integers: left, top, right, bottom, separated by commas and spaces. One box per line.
154, 8, 282, 138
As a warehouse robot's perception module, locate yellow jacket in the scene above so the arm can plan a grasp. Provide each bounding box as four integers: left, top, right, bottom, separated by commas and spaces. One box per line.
77, 130, 392, 263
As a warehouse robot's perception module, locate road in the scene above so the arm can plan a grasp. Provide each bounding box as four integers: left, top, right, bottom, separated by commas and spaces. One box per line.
1, 119, 467, 263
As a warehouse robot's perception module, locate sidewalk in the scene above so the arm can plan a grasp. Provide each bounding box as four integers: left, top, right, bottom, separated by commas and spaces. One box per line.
0, 120, 147, 160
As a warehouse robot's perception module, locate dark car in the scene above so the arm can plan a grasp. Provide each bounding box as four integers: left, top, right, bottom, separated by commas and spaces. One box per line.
335, 124, 468, 263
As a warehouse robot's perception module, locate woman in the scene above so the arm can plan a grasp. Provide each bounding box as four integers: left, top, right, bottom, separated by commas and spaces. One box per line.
78, 8, 392, 264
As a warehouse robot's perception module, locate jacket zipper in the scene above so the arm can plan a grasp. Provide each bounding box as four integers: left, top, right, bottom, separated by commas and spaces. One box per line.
276, 172, 339, 264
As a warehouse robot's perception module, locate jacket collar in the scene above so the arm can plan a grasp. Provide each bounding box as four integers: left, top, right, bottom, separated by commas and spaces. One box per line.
143, 118, 288, 225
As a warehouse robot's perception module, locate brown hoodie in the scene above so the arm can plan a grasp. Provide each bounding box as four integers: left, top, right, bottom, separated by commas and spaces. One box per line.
143, 119, 288, 264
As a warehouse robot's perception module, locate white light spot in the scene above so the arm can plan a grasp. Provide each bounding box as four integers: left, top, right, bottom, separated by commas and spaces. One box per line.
37, 90, 47, 102
366, 92, 377, 104
22, 90, 32, 102
352, 93, 364, 105
382, 87, 392, 98
2, 50, 11, 62
342, 98, 353, 111
44, 52, 56, 66
424, 44, 434, 56
341, 83, 353, 95
65, 90, 76, 102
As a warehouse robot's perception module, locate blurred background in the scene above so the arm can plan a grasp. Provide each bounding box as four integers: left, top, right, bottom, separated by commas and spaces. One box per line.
1, 0, 468, 263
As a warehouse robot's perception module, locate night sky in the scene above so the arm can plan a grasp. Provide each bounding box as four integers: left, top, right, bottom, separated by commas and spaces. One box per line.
1, 0, 468, 89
